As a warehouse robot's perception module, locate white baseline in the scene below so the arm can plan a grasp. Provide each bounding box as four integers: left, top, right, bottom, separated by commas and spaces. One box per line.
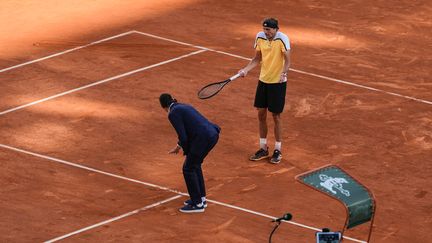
0, 49, 206, 116
0, 143, 365, 243
134, 30, 432, 106
1, 30, 430, 117
44, 195, 182, 243
0, 31, 135, 73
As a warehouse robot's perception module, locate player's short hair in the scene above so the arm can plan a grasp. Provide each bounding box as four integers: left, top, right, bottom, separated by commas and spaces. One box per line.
159, 93, 177, 108
262, 17, 279, 29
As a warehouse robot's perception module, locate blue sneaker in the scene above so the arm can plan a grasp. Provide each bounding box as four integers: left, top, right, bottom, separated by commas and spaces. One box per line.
179, 204, 205, 213
184, 199, 208, 208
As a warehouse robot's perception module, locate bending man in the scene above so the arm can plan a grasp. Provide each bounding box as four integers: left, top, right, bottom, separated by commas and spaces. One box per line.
160, 93, 220, 213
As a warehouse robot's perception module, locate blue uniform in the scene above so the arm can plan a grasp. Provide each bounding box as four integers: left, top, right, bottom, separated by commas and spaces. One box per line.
168, 103, 220, 205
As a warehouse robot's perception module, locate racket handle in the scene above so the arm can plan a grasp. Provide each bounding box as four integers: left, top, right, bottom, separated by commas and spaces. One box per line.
229, 73, 241, 81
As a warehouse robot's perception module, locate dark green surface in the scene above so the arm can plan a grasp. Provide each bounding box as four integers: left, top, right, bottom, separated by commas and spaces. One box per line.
298, 166, 374, 228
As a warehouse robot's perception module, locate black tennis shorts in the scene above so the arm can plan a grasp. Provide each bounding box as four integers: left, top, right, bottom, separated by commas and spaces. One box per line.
254, 80, 287, 114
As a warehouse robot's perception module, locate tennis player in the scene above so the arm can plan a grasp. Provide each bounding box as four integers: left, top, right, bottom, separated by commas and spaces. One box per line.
159, 93, 220, 213
238, 17, 291, 164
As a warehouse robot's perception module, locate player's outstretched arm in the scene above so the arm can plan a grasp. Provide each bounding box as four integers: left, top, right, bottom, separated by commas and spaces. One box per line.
239, 50, 262, 77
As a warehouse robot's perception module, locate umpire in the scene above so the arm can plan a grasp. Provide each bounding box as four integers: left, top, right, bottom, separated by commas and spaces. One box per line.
159, 93, 220, 213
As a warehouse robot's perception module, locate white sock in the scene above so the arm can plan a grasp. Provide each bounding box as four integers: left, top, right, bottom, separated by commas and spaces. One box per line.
275, 141, 282, 151
201, 196, 206, 202
259, 138, 267, 150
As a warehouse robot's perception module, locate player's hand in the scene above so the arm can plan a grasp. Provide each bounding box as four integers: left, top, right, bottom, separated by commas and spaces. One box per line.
168, 145, 181, 154
279, 72, 288, 83
238, 69, 247, 77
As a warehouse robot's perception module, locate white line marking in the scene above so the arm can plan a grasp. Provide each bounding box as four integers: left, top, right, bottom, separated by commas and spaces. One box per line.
0, 143, 365, 243
0, 144, 187, 196
0, 31, 135, 73
44, 195, 182, 243
134, 30, 250, 61
132, 31, 209, 51
291, 69, 432, 105
0, 49, 206, 116
208, 200, 365, 243
133, 30, 432, 106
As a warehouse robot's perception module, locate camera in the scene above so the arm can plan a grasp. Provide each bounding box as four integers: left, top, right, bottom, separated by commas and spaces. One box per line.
316, 228, 341, 243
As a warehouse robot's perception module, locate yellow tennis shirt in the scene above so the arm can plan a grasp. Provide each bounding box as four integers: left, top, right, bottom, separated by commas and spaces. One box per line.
254, 31, 290, 84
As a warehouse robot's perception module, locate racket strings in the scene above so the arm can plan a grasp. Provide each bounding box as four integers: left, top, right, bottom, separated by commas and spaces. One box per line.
198, 83, 225, 99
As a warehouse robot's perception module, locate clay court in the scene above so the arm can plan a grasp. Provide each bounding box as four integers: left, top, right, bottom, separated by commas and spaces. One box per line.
1, 1, 431, 242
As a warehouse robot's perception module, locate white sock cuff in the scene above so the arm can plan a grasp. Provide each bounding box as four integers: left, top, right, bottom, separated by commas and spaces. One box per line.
275, 141, 282, 151
259, 138, 267, 149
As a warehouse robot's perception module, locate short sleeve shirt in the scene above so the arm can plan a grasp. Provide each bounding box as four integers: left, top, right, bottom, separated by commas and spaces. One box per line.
254, 31, 290, 84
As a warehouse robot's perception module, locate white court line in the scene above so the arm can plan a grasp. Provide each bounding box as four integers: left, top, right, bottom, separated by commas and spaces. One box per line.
207, 200, 364, 243
2, 30, 429, 118
0, 144, 187, 196
0, 143, 365, 243
0, 31, 135, 73
0, 49, 206, 116
44, 195, 182, 243
133, 30, 432, 106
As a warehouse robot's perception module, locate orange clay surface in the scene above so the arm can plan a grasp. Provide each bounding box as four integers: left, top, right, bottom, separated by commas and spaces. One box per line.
1, 1, 431, 242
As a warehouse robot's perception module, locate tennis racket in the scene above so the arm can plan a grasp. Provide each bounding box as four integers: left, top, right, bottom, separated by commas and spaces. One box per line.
197, 73, 241, 99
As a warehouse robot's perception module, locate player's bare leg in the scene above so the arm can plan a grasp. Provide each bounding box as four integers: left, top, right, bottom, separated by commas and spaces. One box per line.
272, 112, 282, 142
270, 112, 282, 164
250, 108, 269, 161
258, 108, 268, 139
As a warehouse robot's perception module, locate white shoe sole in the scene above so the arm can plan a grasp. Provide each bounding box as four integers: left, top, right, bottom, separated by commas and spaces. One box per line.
179, 208, 205, 213
249, 155, 270, 161
269, 157, 282, 164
